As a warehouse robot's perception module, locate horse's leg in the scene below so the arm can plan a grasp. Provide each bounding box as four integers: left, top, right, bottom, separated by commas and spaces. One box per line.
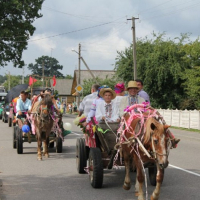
44, 135, 49, 158
42, 141, 46, 156
135, 174, 140, 196
122, 146, 131, 190
37, 138, 42, 160
151, 164, 164, 200
135, 157, 144, 200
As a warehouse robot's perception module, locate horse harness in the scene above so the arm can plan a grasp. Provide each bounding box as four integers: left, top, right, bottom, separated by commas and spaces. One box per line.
119, 116, 171, 163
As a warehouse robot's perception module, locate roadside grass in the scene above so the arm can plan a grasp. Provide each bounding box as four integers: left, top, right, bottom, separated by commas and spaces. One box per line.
170, 126, 200, 133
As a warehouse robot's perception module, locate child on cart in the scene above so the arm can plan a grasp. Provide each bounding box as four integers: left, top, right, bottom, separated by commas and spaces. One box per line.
95, 88, 120, 123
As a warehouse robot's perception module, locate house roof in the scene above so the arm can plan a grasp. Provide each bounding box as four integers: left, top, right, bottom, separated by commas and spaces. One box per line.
71, 70, 116, 94
50, 79, 73, 95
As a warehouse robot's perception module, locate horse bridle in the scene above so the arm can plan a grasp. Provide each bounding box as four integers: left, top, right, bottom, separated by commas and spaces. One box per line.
150, 133, 170, 161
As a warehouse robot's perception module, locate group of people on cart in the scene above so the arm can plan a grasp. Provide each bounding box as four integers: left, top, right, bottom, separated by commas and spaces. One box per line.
78, 79, 180, 148
13, 88, 61, 133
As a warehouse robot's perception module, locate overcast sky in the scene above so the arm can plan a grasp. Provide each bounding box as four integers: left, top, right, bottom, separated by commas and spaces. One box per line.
1, 0, 200, 77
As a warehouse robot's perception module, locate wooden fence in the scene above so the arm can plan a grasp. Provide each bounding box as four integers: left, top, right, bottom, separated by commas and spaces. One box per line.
157, 109, 200, 130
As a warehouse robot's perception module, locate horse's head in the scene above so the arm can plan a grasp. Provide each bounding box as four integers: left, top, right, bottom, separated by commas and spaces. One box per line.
39, 94, 53, 119
144, 117, 170, 169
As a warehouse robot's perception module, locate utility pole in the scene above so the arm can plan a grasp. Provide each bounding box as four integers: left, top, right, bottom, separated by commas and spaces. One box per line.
78, 43, 81, 107
81, 57, 98, 84
6, 70, 10, 91
127, 17, 139, 80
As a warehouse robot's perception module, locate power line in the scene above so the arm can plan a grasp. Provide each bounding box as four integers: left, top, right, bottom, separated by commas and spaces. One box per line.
141, 1, 200, 21
138, 0, 173, 14
3, 18, 125, 42
81, 22, 129, 46
43, 6, 109, 23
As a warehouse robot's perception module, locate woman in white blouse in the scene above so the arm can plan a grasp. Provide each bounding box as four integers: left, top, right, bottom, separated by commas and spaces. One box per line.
95, 88, 120, 123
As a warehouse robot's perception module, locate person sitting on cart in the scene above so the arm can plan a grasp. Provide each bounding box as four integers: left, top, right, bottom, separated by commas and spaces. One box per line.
78, 84, 100, 117
84, 85, 109, 125
95, 88, 120, 123
119, 81, 145, 117
16, 91, 31, 119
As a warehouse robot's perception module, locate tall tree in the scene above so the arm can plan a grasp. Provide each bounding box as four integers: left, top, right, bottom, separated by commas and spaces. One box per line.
28, 56, 64, 78
0, 0, 44, 68
115, 33, 192, 109
181, 38, 200, 109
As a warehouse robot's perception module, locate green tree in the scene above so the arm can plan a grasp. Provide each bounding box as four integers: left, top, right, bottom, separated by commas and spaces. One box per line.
0, 75, 7, 85
0, 0, 44, 68
181, 38, 200, 109
65, 74, 73, 79
28, 56, 64, 78
115, 33, 191, 109
3, 75, 22, 91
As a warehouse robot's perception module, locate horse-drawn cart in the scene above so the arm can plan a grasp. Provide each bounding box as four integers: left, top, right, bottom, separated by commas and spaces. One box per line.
12, 110, 68, 156
76, 121, 161, 188
13, 125, 63, 154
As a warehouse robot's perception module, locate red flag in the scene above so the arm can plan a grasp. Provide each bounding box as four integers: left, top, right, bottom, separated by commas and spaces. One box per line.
29, 76, 37, 86
52, 75, 56, 86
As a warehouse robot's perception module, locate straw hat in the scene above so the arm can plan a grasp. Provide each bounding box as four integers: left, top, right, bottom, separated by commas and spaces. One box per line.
127, 81, 138, 90
99, 88, 116, 100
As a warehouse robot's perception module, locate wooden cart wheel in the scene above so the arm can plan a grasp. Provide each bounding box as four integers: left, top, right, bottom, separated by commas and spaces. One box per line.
89, 148, 103, 188
49, 142, 54, 148
76, 138, 87, 174
13, 126, 17, 149
56, 137, 62, 153
8, 117, 12, 127
148, 164, 164, 186
16, 127, 23, 154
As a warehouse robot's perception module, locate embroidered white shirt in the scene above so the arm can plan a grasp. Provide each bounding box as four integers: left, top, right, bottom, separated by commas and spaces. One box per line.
95, 100, 120, 123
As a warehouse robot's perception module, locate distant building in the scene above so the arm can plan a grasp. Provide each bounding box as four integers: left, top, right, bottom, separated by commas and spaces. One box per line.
71, 69, 116, 96
50, 79, 74, 104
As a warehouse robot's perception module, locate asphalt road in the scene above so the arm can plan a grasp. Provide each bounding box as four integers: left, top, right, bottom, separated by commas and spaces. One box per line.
0, 114, 200, 200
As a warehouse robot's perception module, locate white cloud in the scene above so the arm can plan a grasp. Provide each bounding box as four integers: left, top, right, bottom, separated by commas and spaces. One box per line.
3, 0, 200, 77
31, 34, 56, 53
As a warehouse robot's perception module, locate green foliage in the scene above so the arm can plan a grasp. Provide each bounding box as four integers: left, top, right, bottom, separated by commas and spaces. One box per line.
82, 76, 119, 96
4, 75, 22, 91
0, 75, 7, 85
65, 74, 73, 79
28, 56, 64, 78
0, 0, 44, 68
115, 33, 199, 109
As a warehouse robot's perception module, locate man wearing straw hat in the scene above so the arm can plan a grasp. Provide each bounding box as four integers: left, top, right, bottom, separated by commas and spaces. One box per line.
119, 81, 180, 148
119, 81, 145, 117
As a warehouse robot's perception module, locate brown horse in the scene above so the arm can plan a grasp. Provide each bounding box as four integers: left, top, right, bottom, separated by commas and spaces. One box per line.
120, 107, 170, 200
34, 94, 54, 160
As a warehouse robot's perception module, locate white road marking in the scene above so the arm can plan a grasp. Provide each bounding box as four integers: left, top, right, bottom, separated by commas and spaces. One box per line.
71, 131, 82, 136
169, 164, 200, 177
